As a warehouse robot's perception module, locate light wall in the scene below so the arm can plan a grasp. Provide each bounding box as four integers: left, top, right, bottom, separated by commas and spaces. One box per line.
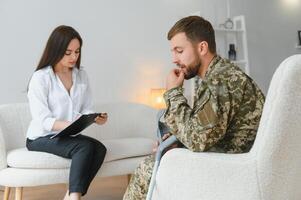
0, 0, 300, 106
0, 0, 226, 106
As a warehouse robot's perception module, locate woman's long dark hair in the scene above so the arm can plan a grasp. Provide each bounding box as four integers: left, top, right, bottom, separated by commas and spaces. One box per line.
36, 25, 83, 71
26, 25, 83, 92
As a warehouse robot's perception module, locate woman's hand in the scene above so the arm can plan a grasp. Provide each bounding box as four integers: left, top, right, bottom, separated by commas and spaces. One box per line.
94, 113, 108, 125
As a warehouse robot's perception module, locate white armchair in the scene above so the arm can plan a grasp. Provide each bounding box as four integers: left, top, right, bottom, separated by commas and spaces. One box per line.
0, 102, 157, 200
152, 54, 301, 200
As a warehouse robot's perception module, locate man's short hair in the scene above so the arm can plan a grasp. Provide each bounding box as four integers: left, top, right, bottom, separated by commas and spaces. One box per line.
168, 16, 216, 54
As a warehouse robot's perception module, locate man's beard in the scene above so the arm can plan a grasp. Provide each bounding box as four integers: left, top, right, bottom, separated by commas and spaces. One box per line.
181, 60, 201, 80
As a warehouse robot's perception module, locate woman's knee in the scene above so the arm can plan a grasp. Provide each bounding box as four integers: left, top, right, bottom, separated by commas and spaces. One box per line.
94, 141, 107, 160
82, 136, 106, 153
90, 138, 106, 152
74, 136, 107, 160
73, 139, 95, 156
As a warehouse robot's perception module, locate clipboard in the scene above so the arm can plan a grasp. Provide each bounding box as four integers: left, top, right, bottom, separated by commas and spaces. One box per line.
50, 113, 100, 139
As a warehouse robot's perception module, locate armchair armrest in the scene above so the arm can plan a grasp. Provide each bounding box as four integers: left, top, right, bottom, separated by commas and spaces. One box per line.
0, 126, 7, 170
152, 148, 260, 200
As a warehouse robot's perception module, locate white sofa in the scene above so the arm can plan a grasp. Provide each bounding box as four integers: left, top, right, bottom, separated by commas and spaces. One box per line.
0, 102, 157, 200
152, 55, 301, 200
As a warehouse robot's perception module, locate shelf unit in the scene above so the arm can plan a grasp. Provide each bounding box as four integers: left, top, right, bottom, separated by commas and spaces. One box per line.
215, 15, 250, 75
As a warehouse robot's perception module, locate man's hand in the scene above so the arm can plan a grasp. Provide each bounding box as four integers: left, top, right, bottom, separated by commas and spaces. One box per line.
166, 69, 184, 90
152, 133, 179, 154
95, 113, 108, 125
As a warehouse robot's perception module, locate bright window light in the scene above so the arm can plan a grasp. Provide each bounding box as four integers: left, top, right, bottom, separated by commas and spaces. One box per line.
283, 0, 300, 7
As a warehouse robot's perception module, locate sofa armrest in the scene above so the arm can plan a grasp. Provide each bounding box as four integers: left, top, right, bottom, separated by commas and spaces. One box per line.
152, 148, 260, 200
0, 126, 7, 170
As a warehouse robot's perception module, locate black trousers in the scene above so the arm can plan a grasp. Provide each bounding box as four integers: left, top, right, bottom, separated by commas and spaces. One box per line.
26, 134, 107, 196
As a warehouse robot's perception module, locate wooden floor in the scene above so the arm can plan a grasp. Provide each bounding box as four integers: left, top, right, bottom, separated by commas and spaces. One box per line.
0, 175, 128, 200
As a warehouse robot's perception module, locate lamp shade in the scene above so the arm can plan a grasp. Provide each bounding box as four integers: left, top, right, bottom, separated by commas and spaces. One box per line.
150, 88, 166, 109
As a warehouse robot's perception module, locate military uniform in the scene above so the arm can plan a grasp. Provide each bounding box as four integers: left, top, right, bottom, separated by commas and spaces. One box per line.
123, 55, 265, 200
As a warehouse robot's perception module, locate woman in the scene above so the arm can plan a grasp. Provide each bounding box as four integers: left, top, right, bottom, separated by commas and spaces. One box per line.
26, 25, 107, 200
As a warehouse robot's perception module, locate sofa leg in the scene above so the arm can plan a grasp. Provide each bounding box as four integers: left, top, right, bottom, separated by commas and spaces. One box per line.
3, 187, 10, 200
127, 174, 132, 184
15, 187, 23, 200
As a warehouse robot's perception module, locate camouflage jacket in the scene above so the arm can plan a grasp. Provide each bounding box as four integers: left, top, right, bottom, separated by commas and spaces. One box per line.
163, 55, 265, 153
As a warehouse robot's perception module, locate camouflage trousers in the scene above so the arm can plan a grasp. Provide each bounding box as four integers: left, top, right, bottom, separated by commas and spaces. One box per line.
123, 155, 155, 200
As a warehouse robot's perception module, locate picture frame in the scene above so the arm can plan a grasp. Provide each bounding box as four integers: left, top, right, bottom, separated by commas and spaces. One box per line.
298, 30, 301, 46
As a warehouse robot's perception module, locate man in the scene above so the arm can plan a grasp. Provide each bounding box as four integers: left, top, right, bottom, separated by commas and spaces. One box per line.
123, 16, 265, 200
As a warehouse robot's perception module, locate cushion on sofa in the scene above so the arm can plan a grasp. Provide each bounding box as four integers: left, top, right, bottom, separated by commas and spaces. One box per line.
7, 137, 153, 169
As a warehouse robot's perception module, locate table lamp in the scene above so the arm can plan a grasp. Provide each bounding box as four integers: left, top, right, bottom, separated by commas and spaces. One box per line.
150, 88, 166, 109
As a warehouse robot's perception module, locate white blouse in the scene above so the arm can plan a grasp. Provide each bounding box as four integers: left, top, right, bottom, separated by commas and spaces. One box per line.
26, 66, 94, 140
